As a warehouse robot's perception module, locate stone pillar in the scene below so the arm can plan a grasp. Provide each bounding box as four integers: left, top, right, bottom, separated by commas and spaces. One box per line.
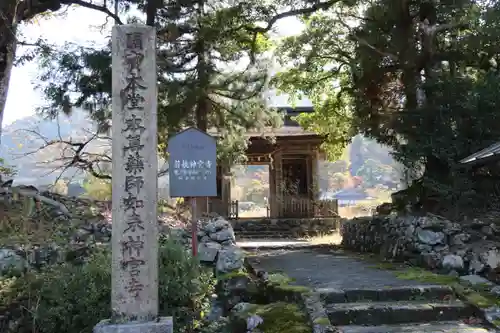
94, 24, 172, 333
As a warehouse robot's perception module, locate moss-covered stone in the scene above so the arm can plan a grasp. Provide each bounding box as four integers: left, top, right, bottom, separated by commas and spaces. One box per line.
234, 302, 312, 333
452, 282, 499, 309
267, 273, 293, 285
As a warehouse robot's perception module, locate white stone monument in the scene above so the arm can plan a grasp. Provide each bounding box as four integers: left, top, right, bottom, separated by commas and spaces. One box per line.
93, 24, 173, 333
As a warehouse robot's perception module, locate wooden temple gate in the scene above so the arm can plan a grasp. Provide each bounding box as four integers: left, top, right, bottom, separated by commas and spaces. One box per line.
208, 107, 339, 219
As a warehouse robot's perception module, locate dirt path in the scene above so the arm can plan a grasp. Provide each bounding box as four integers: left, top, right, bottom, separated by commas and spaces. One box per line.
250, 248, 434, 290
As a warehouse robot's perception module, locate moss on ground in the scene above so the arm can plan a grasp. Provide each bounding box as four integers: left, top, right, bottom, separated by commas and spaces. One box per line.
394, 267, 458, 285
217, 269, 249, 281
313, 316, 330, 325
274, 283, 311, 294
242, 302, 312, 333
267, 272, 312, 294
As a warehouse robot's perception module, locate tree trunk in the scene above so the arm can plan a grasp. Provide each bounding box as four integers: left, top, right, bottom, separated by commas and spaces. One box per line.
0, 0, 18, 146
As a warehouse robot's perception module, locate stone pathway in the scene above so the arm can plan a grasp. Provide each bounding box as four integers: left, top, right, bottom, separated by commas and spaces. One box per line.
247, 247, 497, 333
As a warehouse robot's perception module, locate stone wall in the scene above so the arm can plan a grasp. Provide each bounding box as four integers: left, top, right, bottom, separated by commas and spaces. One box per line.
171, 215, 244, 274
231, 217, 341, 239
0, 189, 183, 271
170, 215, 261, 327
341, 213, 500, 280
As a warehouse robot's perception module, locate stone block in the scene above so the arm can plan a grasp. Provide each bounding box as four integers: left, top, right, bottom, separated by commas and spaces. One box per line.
198, 241, 221, 262
93, 318, 173, 333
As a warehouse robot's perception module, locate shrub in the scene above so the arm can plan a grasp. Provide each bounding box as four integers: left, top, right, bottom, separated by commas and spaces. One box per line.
0, 238, 215, 333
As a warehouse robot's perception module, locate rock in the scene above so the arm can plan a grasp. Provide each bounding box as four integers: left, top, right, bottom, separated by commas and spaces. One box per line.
216, 246, 244, 273
421, 252, 441, 269
415, 243, 433, 253
490, 285, 500, 296
460, 274, 493, 286
482, 225, 494, 236
416, 228, 445, 245
434, 244, 449, 253
206, 298, 224, 321
418, 215, 448, 231
468, 255, 486, 274
205, 217, 230, 234
451, 233, 470, 246
471, 219, 487, 229
441, 254, 464, 271
480, 249, 500, 269
0, 248, 27, 273
198, 242, 222, 263
490, 223, 500, 235
209, 228, 235, 243
200, 317, 230, 333
231, 302, 253, 315
484, 306, 500, 327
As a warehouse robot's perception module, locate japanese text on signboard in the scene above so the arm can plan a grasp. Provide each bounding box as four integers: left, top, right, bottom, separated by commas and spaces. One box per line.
172, 159, 212, 181
167, 128, 218, 197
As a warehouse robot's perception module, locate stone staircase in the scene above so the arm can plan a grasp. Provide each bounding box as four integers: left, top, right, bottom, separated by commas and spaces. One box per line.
235, 231, 301, 239
318, 285, 497, 333
231, 217, 340, 240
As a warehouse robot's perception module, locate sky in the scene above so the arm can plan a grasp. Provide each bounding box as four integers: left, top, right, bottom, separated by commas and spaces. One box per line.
3, 7, 305, 127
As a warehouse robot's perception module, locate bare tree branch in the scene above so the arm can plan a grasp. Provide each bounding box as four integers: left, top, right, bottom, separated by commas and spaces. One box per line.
16, 0, 123, 25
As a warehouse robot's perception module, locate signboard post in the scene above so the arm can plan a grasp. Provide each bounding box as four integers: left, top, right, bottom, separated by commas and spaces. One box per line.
190, 198, 197, 256
167, 127, 217, 256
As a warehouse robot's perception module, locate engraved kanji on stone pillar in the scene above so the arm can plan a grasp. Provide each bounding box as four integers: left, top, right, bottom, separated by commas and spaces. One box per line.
111, 24, 158, 322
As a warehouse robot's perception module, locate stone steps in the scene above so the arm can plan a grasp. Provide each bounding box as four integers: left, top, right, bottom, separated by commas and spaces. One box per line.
326, 300, 475, 326
337, 321, 496, 333
235, 232, 301, 239
320, 285, 490, 330
319, 285, 456, 303
236, 231, 336, 239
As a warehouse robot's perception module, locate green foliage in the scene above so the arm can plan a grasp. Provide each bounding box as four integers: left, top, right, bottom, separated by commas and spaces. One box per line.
82, 176, 112, 201
0, 238, 215, 333
274, 0, 500, 213
273, 10, 356, 160
0, 158, 16, 180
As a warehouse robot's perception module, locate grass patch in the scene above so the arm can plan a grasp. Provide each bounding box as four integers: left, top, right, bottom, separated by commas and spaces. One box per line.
394, 267, 458, 285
